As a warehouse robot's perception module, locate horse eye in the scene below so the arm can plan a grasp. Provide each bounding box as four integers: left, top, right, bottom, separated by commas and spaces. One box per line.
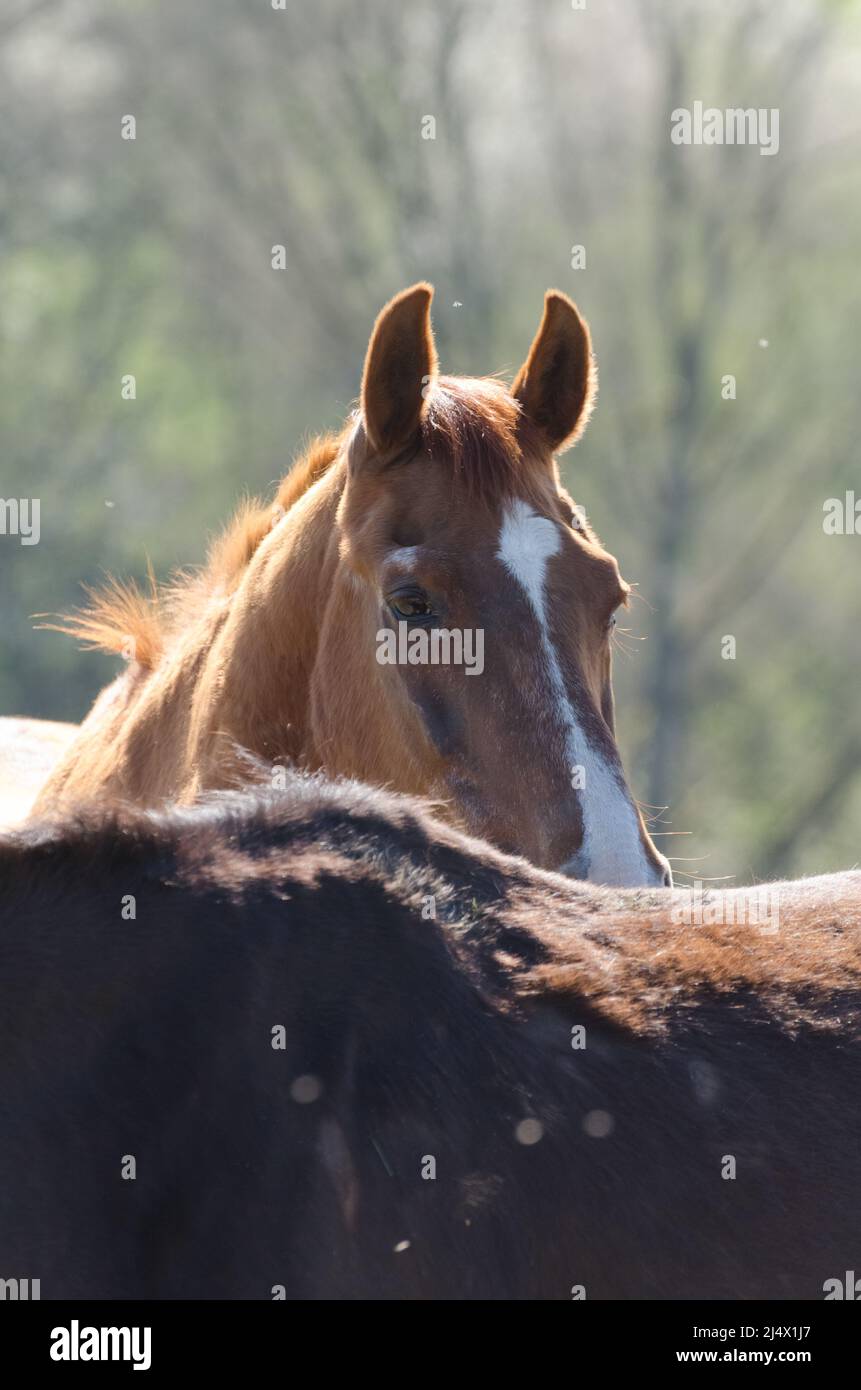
390, 592, 434, 621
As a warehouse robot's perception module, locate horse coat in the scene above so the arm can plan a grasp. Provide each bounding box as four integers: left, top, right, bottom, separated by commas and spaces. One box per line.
1, 777, 858, 1299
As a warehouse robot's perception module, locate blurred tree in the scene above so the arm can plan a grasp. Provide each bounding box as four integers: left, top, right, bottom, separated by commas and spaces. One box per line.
1, 0, 859, 880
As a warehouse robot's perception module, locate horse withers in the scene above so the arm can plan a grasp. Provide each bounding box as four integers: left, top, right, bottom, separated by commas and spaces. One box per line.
27, 285, 669, 887
1, 777, 859, 1298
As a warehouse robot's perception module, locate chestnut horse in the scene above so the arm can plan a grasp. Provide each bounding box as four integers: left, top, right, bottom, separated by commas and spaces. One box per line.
2, 776, 859, 1298
31, 284, 670, 887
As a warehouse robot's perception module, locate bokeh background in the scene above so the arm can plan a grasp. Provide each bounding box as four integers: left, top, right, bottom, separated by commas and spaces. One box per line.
2, 0, 859, 882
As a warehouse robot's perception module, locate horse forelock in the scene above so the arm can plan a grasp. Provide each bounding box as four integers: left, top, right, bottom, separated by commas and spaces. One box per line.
418, 375, 548, 506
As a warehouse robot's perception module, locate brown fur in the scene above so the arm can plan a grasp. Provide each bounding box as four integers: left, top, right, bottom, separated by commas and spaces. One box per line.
38, 568, 164, 669
520, 879, 861, 1037
361, 281, 437, 453
512, 290, 596, 452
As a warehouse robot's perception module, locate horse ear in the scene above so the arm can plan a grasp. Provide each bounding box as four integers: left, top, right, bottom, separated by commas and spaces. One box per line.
361, 283, 438, 455
512, 291, 595, 453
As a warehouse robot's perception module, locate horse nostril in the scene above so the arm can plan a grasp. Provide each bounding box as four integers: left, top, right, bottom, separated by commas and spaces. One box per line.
662, 866, 673, 888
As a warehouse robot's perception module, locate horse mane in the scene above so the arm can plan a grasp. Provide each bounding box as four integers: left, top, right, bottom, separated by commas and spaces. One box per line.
41, 376, 547, 671
39, 431, 347, 670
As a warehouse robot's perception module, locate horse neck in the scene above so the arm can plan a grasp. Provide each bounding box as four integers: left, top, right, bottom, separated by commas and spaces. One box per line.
35, 464, 346, 813
181, 463, 346, 793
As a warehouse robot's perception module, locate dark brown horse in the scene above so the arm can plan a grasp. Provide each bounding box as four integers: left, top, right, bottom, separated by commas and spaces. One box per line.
2, 776, 858, 1298
28, 284, 669, 887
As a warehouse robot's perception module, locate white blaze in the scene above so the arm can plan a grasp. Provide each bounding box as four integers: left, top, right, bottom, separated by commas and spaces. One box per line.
497, 499, 656, 887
